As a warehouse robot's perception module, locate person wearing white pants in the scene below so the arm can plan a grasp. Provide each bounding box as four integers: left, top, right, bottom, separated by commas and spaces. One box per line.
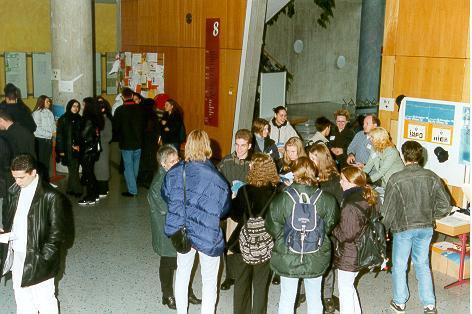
175, 248, 220, 314
337, 269, 361, 314
279, 276, 323, 314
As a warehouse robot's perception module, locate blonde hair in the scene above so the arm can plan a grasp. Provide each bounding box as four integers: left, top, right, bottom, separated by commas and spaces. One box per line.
341, 166, 378, 206
247, 153, 280, 187
369, 127, 394, 153
292, 157, 318, 186
334, 109, 350, 121
282, 137, 307, 172
307, 143, 338, 182
184, 129, 212, 161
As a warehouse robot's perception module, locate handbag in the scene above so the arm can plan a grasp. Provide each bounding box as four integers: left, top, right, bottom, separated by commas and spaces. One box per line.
170, 163, 192, 254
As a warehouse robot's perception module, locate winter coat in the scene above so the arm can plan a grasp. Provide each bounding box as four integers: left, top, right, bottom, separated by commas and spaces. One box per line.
147, 166, 176, 257
0, 101, 36, 133
329, 126, 355, 168
363, 146, 404, 188
79, 119, 100, 161
253, 135, 280, 163
319, 172, 343, 206
332, 187, 374, 272
55, 112, 82, 167
113, 100, 145, 150
160, 110, 183, 145
94, 115, 112, 181
163, 160, 231, 257
217, 152, 251, 184
265, 183, 339, 278
32, 109, 56, 140
269, 118, 299, 145
4, 122, 35, 158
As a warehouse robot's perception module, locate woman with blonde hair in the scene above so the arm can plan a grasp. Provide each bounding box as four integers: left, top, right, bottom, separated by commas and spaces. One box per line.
362, 127, 404, 188
332, 166, 379, 314
163, 129, 231, 314
229, 153, 281, 314
267, 157, 339, 314
281, 136, 307, 173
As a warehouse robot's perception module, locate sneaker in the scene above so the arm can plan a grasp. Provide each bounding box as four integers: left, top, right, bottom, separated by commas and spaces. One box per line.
424, 305, 437, 314
78, 198, 96, 206
390, 300, 406, 313
99, 193, 108, 198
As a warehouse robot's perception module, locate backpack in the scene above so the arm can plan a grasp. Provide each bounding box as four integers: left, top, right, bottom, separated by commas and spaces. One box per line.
284, 187, 324, 262
354, 204, 387, 270
239, 187, 277, 265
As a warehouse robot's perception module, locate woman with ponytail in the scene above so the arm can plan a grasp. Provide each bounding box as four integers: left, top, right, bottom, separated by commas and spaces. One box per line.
332, 166, 379, 314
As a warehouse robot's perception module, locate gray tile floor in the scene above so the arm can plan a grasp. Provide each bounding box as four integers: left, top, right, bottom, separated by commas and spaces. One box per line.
0, 167, 469, 313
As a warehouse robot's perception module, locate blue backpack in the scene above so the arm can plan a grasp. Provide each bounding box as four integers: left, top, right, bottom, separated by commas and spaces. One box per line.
284, 187, 324, 262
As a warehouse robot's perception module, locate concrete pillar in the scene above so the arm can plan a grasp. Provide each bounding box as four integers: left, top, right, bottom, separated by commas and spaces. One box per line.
51, 0, 94, 107
233, 0, 268, 137
356, 0, 386, 103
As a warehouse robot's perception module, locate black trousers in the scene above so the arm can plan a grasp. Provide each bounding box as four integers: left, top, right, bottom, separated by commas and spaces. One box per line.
232, 253, 271, 314
160, 256, 177, 298
35, 138, 52, 181
81, 154, 97, 200
66, 157, 82, 194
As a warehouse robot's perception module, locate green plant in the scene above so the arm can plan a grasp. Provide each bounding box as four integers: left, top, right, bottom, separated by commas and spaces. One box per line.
267, 0, 336, 28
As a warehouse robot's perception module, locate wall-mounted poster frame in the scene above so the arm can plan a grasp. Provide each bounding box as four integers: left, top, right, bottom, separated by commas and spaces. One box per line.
5, 52, 27, 98
106, 52, 118, 94
32, 52, 52, 98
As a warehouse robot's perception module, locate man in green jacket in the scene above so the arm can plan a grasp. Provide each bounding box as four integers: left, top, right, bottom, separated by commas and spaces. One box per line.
266, 157, 339, 313
147, 145, 201, 309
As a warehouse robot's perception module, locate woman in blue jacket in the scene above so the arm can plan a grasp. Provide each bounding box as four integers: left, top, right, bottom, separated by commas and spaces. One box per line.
163, 129, 231, 314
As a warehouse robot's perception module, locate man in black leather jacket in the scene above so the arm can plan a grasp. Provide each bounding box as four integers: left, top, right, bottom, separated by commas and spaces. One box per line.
0, 154, 69, 313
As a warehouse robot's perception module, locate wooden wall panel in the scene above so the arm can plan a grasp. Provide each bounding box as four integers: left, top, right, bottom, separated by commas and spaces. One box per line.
181, 0, 203, 47
157, 0, 181, 47
121, 0, 138, 46
203, 0, 228, 49
227, 0, 246, 49
378, 56, 398, 129
393, 56, 466, 102
396, 0, 469, 58
461, 59, 470, 102
382, 0, 399, 56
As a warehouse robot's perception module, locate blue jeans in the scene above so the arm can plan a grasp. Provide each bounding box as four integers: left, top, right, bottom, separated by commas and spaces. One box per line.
279, 276, 323, 314
121, 149, 141, 195
392, 228, 435, 306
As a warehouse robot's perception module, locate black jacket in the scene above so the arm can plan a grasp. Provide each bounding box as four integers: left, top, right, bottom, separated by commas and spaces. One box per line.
113, 101, 145, 150
4, 122, 35, 157
253, 135, 280, 163
80, 119, 100, 160
1, 177, 69, 287
0, 101, 36, 134
56, 112, 82, 166
0, 135, 13, 198
160, 110, 183, 145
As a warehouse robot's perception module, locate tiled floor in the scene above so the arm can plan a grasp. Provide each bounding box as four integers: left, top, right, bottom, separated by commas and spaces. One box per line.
0, 167, 469, 313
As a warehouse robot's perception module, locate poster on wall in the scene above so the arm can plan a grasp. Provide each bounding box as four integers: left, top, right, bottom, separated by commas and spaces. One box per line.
204, 18, 220, 127
106, 52, 119, 94
397, 97, 470, 186
32, 53, 52, 98
5, 52, 27, 98
119, 51, 164, 98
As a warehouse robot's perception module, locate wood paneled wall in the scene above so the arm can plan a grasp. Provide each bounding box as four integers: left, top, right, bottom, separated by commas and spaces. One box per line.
121, 0, 246, 158
379, 0, 470, 205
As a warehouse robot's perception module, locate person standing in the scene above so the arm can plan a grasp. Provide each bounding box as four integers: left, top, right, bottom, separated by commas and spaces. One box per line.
147, 145, 201, 310
160, 99, 184, 151
0, 83, 36, 133
113, 87, 146, 197
0, 154, 69, 313
55, 99, 83, 197
332, 166, 379, 314
163, 129, 231, 314
382, 141, 451, 314
94, 97, 113, 197
0, 109, 35, 158
266, 157, 339, 314
217, 129, 252, 291
32, 95, 56, 181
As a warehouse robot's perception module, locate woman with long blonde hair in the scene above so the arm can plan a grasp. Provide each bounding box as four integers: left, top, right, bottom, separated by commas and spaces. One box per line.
332, 166, 379, 314
281, 136, 307, 173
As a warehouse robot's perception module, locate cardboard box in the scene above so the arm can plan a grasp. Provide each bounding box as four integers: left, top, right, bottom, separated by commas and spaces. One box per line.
431, 242, 470, 279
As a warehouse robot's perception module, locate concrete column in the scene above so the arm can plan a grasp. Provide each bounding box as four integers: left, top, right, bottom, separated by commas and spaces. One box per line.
356, 0, 386, 103
51, 0, 94, 107
233, 0, 268, 137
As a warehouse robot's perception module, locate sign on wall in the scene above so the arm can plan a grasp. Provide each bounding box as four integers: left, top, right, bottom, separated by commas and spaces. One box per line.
5, 52, 27, 98
204, 18, 220, 127
397, 97, 470, 186
32, 52, 52, 97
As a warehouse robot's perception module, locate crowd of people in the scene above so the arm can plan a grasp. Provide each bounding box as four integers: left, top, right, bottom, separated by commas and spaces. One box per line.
0, 82, 454, 314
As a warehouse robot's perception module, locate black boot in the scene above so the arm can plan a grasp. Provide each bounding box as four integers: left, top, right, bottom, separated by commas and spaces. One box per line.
162, 296, 176, 310
220, 278, 235, 290
188, 291, 202, 305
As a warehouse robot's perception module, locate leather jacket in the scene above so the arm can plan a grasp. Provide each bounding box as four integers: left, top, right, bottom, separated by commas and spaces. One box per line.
1, 178, 69, 287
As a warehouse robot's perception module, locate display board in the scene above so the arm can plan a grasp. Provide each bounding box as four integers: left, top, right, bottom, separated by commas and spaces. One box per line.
106, 52, 118, 94
397, 97, 470, 186
32, 53, 52, 97
5, 52, 27, 98
95, 53, 102, 95
119, 52, 164, 98
260, 71, 286, 119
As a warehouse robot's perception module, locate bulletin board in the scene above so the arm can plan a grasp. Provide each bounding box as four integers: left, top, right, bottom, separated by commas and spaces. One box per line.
119, 52, 164, 99
32, 52, 52, 97
397, 97, 470, 186
95, 53, 102, 95
5, 52, 27, 98
106, 52, 118, 94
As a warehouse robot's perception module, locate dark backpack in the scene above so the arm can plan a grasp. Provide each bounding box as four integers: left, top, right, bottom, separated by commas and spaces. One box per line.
354, 204, 387, 269
238, 187, 277, 265
284, 187, 324, 262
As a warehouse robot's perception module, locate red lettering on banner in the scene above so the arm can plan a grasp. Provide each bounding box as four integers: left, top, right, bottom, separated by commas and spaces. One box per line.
204, 18, 220, 126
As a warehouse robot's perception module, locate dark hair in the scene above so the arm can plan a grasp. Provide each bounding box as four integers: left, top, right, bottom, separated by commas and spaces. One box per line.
96, 96, 112, 120
83, 97, 105, 130
166, 99, 183, 116
341, 166, 377, 206
252, 118, 270, 135
121, 87, 134, 99
292, 156, 318, 186
395, 95, 406, 107
33, 95, 50, 111
401, 140, 423, 164
66, 99, 81, 113
4, 83, 18, 99
11, 154, 36, 173
315, 116, 331, 132
367, 114, 380, 126
273, 106, 286, 114
133, 92, 145, 103
0, 109, 13, 121
235, 129, 252, 143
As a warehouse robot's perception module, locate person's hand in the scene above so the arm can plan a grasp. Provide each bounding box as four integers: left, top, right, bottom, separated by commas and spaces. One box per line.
347, 154, 356, 164
278, 146, 285, 154
72, 145, 80, 152
59, 153, 65, 156
161, 120, 167, 125
164, 127, 170, 132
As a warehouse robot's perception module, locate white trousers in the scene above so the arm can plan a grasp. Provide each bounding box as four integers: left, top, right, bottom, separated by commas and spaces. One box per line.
337, 269, 361, 314
175, 248, 220, 314
12, 251, 58, 314
278, 276, 323, 314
